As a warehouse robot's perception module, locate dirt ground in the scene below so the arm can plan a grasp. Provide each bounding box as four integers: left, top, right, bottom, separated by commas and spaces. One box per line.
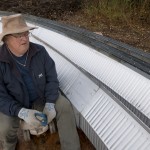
0, 0, 149, 53
0, 128, 96, 150
60, 10, 150, 53
16, 129, 95, 150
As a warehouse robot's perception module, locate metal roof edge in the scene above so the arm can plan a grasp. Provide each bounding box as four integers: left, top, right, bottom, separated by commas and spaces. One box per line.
0, 11, 149, 75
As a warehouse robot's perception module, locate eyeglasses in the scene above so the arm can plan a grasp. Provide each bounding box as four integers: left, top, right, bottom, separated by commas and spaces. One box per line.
10, 32, 31, 39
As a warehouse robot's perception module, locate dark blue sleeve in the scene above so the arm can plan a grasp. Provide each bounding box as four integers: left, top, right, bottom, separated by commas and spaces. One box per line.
43, 48, 59, 103
0, 65, 22, 116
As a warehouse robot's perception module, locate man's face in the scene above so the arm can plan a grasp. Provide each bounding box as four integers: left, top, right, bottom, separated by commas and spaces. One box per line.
6, 31, 30, 56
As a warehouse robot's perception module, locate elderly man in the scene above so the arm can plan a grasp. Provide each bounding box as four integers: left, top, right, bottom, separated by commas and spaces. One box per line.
0, 14, 80, 150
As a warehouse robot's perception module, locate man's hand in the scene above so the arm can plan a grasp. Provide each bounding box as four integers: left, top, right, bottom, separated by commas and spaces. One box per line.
43, 103, 56, 124
18, 108, 42, 128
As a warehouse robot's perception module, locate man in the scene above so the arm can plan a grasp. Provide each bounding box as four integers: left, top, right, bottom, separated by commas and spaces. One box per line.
0, 14, 80, 150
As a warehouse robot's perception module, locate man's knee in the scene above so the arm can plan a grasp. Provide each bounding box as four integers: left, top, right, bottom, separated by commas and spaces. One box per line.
0, 113, 19, 138
0, 125, 11, 138
55, 94, 73, 115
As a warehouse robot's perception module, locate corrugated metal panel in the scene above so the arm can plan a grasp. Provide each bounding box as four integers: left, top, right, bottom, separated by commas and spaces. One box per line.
80, 89, 150, 150
30, 35, 150, 150
30, 37, 99, 112
31, 26, 150, 121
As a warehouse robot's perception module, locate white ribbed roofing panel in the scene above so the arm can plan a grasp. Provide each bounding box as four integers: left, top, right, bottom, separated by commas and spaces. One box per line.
31, 26, 150, 119
81, 89, 150, 150
30, 35, 150, 150
30, 37, 99, 112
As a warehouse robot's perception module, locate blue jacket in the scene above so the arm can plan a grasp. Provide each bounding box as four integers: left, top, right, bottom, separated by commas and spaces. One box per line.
0, 42, 59, 116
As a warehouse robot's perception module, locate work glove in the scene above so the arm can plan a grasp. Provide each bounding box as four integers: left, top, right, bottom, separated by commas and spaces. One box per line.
18, 108, 43, 128
29, 125, 49, 135
20, 120, 49, 135
43, 103, 56, 124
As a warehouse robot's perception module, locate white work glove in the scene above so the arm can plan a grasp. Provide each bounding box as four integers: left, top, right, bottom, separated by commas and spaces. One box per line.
18, 108, 42, 128
29, 125, 49, 135
43, 103, 56, 124
20, 120, 48, 135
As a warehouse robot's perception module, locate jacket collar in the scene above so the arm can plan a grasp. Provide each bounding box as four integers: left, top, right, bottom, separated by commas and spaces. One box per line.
0, 42, 41, 85
0, 42, 40, 64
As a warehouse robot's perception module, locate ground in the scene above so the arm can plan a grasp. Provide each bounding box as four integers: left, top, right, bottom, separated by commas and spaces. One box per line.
0, 0, 149, 150
16, 129, 95, 150
0, 129, 96, 150
60, 10, 150, 53
0, 0, 149, 52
